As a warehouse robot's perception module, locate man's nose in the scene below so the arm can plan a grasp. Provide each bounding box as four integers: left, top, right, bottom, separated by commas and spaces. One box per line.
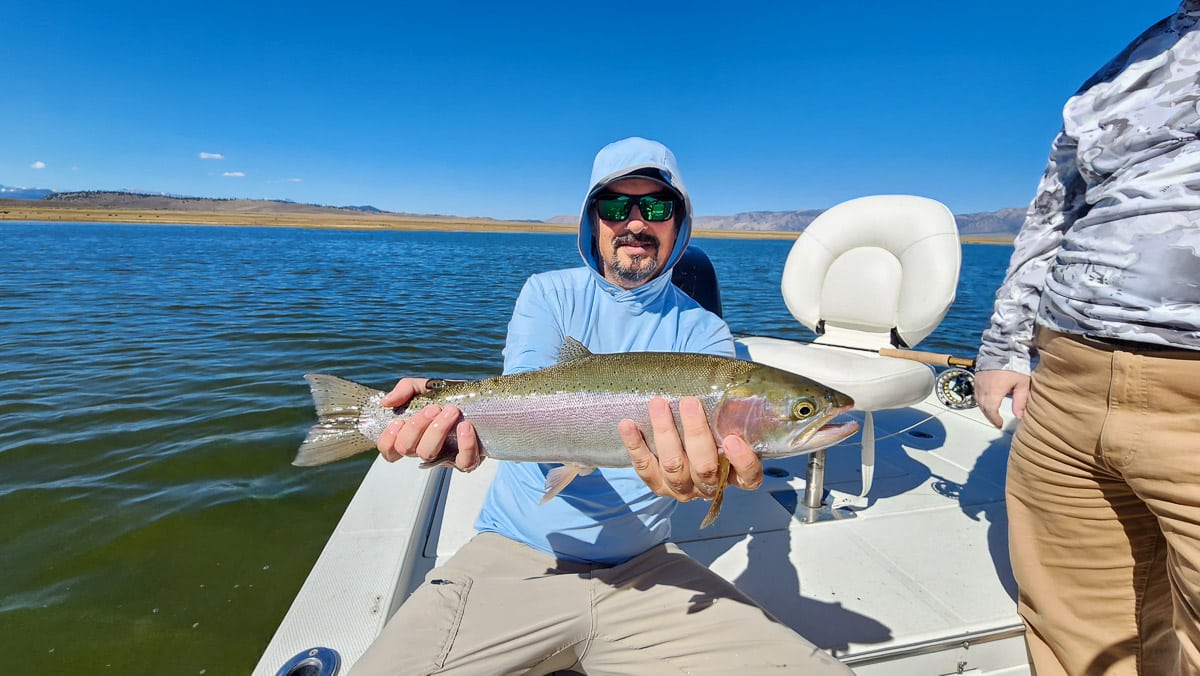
625, 209, 647, 232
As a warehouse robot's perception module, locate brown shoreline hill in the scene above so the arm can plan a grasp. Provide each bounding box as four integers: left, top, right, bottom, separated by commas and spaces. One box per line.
0, 190, 1018, 242
40, 191, 425, 216
0, 190, 575, 233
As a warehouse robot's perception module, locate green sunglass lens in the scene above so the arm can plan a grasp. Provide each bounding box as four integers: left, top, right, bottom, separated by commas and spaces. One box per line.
596, 193, 675, 221
638, 197, 673, 221
597, 196, 633, 221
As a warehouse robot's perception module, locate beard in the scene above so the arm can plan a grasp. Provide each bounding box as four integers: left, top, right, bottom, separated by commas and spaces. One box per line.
606, 233, 662, 285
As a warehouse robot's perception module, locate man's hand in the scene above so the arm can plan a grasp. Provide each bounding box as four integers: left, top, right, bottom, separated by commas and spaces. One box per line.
974, 369, 1031, 429
376, 377, 481, 472
620, 396, 763, 501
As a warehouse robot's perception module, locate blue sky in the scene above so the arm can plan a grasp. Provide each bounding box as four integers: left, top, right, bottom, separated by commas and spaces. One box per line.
2, 1, 1179, 220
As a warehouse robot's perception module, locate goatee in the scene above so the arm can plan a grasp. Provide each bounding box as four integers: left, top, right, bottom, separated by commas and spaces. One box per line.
608, 234, 661, 284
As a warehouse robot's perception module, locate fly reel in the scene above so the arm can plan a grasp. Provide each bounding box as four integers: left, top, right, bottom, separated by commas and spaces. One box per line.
935, 367, 976, 409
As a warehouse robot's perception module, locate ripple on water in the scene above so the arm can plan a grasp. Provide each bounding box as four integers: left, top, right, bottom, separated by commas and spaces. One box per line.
0, 222, 1012, 673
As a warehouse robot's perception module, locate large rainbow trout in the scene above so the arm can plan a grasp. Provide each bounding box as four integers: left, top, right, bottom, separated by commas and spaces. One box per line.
295, 337, 858, 527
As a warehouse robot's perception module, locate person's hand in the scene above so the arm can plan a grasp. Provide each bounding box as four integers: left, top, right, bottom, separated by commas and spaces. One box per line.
974, 369, 1031, 429
375, 378, 481, 472
620, 396, 763, 501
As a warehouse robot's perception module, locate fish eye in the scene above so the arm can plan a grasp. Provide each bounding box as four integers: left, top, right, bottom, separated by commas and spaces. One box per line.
792, 398, 817, 419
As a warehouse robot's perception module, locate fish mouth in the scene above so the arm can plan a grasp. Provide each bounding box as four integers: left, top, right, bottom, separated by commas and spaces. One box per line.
789, 405, 860, 453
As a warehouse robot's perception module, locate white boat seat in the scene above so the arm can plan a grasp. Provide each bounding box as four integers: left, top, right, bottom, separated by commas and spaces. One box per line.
736, 194, 961, 500
735, 337, 933, 412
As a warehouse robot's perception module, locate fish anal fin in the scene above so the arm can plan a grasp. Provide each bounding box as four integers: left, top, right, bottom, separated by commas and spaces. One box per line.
699, 455, 732, 528
540, 464, 593, 504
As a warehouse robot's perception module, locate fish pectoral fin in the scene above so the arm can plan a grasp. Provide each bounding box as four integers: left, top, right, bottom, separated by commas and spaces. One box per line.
699, 455, 732, 529
540, 464, 592, 504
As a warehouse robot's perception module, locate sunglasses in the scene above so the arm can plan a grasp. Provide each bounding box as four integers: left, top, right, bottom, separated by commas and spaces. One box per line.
594, 192, 676, 222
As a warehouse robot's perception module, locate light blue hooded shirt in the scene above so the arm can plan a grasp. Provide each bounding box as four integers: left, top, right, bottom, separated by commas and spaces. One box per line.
473, 137, 734, 565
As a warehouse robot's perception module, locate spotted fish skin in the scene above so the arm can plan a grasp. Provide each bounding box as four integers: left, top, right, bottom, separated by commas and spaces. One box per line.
294, 338, 858, 526
296, 337, 855, 467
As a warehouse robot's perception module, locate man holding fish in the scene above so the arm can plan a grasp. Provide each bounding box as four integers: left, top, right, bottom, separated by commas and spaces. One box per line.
347, 137, 853, 674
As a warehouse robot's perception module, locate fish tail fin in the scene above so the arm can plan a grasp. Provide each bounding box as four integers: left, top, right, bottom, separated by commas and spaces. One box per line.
699, 455, 732, 529
294, 431, 377, 467
293, 374, 383, 466
540, 464, 594, 504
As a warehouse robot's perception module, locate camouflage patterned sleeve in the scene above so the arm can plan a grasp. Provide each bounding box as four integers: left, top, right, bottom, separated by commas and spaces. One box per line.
975, 129, 1089, 374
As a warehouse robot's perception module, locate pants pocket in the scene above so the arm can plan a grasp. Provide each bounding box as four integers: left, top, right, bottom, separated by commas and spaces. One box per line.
393, 571, 474, 671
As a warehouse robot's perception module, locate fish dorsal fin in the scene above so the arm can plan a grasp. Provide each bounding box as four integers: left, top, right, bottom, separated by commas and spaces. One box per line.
556, 336, 593, 364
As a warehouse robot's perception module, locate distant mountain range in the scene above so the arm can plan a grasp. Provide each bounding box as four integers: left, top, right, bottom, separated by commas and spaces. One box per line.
552, 205, 1026, 237
695, 207, 1027, 237
0, 184, 54, 200
1, 186, 1025, 236
1, 188, 387, 216
952, 207, 1028, 236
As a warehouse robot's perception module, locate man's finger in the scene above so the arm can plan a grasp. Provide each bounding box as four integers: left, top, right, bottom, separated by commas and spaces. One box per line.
678, 396, 720, 496
976, 392, 1003, 428
724, 434, 762, 490
376, 419, 404, 462
392, 404, 440, 458
381, 378, 427, 408
414, 405, 461, 462
649, 397, 692, 497
1011, 387, 1029, 420
454, 421, 482, 472
620, 418, 662, 492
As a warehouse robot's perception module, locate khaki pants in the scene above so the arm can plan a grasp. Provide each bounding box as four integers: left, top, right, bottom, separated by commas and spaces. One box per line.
1007, 330, 1200, 675
351, 532, 850, 676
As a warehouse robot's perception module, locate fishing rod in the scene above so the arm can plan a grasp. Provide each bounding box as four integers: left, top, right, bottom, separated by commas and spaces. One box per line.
827, 343, 975, 370
733, 332, 977, 369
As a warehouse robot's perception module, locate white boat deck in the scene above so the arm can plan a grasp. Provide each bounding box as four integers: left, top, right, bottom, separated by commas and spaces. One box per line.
255, 394, 1028, 675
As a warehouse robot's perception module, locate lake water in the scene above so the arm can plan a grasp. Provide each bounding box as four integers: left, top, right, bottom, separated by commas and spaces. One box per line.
0, 221, 1014, 674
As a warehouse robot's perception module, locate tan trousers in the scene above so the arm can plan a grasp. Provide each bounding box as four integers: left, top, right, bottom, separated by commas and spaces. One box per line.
351, 532, 850, 676
1007, 330, 1200, 675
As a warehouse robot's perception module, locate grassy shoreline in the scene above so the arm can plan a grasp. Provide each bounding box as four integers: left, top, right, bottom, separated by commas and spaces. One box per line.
0, 204, 1015, 244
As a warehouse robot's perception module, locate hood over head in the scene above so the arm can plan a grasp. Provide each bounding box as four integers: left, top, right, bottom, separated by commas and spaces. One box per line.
578, 137, 693, 287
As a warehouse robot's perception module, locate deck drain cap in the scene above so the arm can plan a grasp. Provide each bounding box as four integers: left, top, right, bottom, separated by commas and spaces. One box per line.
276, 646, 341, 676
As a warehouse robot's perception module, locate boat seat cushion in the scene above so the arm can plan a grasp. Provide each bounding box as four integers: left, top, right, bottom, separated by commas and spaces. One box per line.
735, 336, 933, 412
780, 194, 960, 349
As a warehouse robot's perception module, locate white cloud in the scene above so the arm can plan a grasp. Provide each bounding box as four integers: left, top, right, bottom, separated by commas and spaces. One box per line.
199, 152, 225, 160
31, 161, 46, 169
287, 178, 302, 183
223, 171, 246, 177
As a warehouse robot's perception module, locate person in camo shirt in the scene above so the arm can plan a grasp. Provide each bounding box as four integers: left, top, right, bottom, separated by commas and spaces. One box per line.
975, 2, 1200, 673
